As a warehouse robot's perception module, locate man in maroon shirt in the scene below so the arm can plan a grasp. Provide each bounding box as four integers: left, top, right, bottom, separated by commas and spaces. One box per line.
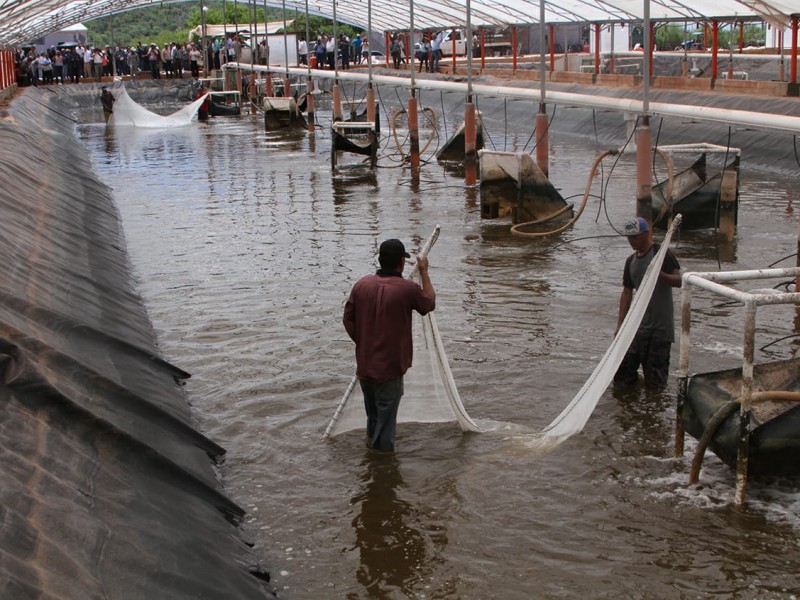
343, 238, 436, 451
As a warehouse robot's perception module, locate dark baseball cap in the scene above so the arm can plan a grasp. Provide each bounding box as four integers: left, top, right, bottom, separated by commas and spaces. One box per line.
379, 238, 410, 266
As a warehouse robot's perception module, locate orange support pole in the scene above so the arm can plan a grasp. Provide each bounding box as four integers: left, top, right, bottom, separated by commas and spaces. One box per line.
452, 32, 457, 71
536, 105, 549, 178
284, 77, 291, 97
306, 79, 315, 133
367, 85, 375, 129
549, 25, 555, 73
594, 23, 601, 73
332, 83, 343, 121
408, 94, 420, 168
711, 20, 719, 79
739, 21, 745, 52
480, 29, 486, 71
512, 26, 518, 73
385, 32, 391, 68
265, 72, 273, 96
464, 101, 477, 185
636, 117, 653, 220
792, 16, 798, 84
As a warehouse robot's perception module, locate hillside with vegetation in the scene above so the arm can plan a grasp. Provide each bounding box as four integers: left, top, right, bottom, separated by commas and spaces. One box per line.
85, 2, 363, 48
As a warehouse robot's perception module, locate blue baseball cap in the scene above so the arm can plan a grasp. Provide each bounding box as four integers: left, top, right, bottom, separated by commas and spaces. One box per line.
622, 217, 650, 236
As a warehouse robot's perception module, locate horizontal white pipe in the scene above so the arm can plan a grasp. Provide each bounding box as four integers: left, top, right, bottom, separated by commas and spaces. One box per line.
686, 267, 800, 282
656, 143, 741, 155
224, 62, 800, 135
684, 269, 800, 305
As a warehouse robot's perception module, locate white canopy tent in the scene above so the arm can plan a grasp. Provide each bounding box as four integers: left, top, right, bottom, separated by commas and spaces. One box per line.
0, 0, 796, 48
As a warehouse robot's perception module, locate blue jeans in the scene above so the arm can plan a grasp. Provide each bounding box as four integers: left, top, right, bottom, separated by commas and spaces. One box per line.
359, 377, 404, 452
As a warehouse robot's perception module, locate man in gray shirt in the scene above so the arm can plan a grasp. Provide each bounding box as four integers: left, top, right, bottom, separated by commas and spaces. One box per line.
614, 217, 682, 390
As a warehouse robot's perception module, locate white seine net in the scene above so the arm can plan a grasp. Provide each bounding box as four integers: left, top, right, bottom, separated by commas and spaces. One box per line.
109, 85, 208, 128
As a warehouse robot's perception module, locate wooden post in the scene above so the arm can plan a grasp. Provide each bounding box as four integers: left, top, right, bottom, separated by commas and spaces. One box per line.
284, 77, 291, 97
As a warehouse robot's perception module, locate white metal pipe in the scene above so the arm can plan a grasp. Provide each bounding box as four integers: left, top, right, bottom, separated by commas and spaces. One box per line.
685, 266, 800, 282
683, 275, 800, 306
224, 63, 800, 135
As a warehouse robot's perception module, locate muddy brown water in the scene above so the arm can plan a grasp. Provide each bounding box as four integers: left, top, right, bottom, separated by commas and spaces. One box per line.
81, 91, 800, 599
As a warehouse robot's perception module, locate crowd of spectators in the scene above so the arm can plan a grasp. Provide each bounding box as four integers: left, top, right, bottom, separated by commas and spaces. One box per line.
13, 40, 224, 86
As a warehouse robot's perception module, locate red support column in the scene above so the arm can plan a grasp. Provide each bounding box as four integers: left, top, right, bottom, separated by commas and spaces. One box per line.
408, 94, 420, 168
549, 25, 555, 73
536, 105, 549, 178
306, 79, 315, 133
452, 32, 457, 72
481, 29, 486, 71
385, 32, 390, 68
464, 101, 477, 185
512, 26, 517, 74
739, 21, 745, 52
792, 16, 798, 84
594, 23, 600, 73
711, 20, 719, 79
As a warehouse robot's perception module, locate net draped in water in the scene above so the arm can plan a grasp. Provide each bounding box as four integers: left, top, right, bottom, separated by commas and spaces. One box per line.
110, 85, 207, 128
327, 217, 681, 447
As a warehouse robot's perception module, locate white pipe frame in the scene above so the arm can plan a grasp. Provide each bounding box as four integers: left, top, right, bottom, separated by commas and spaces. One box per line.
676, 266, 800, 504
222, 62, 800, 135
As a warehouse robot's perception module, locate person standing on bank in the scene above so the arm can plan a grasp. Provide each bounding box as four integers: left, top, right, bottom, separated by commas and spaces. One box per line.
614, 217, 682, 390
343, 239, 436, 452
100, 86, 115, 124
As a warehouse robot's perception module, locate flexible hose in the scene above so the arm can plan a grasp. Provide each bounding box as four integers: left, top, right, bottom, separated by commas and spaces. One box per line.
510, 149, 613, 238
509, 148, 675, 238
391, 106, 438, 161
689, 400, 739, 484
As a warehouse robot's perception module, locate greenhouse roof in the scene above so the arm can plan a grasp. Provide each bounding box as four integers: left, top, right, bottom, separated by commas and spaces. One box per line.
0, 0, 797, 48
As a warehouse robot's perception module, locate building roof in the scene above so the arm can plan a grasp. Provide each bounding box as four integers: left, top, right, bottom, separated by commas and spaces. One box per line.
0, 0, 796, 48
187, 20, 292, 42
